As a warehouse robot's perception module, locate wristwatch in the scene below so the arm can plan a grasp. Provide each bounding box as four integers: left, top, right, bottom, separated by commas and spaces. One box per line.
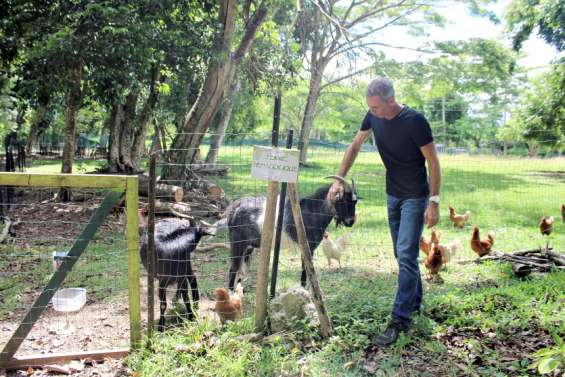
429, 195, 440, 204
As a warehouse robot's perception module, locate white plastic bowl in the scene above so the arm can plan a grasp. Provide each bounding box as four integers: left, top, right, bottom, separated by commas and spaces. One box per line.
52, 288, 86, 312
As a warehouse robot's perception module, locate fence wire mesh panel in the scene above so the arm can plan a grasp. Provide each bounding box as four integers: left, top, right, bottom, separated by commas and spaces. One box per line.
143, 130, 565, 328
145, 132, 273, 327
0, 184, 134, 362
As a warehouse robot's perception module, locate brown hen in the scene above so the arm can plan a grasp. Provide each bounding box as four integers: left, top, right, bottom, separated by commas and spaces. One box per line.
470, 226, 494, 257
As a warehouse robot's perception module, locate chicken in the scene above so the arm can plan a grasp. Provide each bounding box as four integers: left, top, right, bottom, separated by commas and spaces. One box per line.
448, 205, 471, 228
437, 238, 462, 264
419, 228, 441, 256
470, 226, 494, 257
539, 215, 554, 236
214, 283, 243, 324
561, 204, 565, 223
321, 231, 347, 268
424, 240, 444, 279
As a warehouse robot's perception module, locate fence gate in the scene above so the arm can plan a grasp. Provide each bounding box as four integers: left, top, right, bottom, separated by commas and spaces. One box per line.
0, 172, 141, 370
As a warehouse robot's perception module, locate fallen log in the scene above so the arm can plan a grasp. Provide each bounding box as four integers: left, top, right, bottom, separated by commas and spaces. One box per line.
192, 164, 230, 176
477, 248, 565, 276
138, 175, 183, 203
154, 200, 193, 219
546, 250, 565, 266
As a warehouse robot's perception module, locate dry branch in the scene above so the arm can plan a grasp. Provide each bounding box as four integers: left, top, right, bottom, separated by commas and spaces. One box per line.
191, 164, 230, 176
138, 174, 184, 202
153, 200, 193, 219
477, 248, 565, 276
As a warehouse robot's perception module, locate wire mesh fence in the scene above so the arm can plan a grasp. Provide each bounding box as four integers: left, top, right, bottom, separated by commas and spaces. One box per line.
2, 129, 564, 336
0, 186, 133, 361
139, 130, 565, 329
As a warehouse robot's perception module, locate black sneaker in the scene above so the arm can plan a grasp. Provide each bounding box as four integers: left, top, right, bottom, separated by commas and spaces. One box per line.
373, 319, 408, 347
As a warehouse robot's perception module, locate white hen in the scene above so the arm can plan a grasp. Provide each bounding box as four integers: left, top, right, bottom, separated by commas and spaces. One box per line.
321, 231, 347, 268
437, 239, 461, 264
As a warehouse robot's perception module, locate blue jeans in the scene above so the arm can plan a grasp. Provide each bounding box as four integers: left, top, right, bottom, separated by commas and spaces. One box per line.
387, 194, 427, 328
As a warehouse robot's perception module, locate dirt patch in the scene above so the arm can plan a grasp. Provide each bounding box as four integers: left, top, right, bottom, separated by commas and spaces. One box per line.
0, 189, 227, 376
437, 325, 551, 375
364, 324, 552, 376
0, 282, 221, 376
3, 190, 122, 249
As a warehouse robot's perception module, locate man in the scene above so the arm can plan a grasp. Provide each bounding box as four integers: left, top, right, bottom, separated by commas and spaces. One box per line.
328, 77, 441, 346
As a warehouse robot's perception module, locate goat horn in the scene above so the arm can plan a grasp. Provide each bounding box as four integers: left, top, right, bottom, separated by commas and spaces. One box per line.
199, 220, 216, 236
324, 175, 351, 190
200, 220, 212, 227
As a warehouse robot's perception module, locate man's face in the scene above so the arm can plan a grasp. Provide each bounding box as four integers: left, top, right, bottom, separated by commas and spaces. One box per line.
366, 96, 390, 118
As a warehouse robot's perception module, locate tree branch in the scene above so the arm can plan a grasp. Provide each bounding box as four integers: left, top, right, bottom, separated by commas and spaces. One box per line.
219, 0, 237, 54
314, 0, 351, 46
330, 40, 436, 60
233, 1, 270, 61
345, 0, 410, 28
332, 3, 427, 54
320, 65, 373, 90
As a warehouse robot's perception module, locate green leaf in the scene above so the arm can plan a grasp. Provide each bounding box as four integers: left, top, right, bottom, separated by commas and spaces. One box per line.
538, 357, 559, 374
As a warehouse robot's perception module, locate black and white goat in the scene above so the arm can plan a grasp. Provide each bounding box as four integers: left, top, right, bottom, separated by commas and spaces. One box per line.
138, 210, 213, 331
221, 176, 358, 291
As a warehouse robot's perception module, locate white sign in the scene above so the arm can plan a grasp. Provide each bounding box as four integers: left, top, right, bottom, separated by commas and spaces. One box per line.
251, 145, 300, 183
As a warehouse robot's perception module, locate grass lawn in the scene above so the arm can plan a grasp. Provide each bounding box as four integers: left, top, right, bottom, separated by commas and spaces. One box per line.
2, 146, 564, 376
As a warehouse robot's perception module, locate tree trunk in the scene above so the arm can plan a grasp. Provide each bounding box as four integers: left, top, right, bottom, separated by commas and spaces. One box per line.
59, 65, 83, 201
118, 91, 139, 172
162, 62, 236, 181
297, 3, 327, 165
130, 67, 162, 172
107, 103, 124, 173
149, 119, 163, 155
205, 79, 241, 165
298, 64, 324, 165
26, 100, 50, 156
159, 124, 167, 152
106, 69, 162, 174
161, 0, 268, 182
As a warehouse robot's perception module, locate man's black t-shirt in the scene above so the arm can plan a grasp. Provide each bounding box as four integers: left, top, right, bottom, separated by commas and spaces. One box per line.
360, 106, 433, 199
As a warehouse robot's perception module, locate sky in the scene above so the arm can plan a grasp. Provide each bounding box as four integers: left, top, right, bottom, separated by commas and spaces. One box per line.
366, 1, 559, 71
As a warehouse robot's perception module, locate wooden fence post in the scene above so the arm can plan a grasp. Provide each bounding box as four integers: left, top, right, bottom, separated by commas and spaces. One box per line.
287, 183, 333, 338
254, 180, 279, 332
126, 176, 141, 349
147, 154, 157, 338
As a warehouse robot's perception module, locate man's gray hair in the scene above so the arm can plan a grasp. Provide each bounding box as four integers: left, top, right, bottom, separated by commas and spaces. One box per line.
366, 77, 395, 100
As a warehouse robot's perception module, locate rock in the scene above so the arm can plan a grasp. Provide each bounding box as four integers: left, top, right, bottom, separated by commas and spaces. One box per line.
270, 287, 319, 333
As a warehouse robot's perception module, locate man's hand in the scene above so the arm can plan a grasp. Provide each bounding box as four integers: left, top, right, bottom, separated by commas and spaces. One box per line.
424, 203, 439, 228
327, 180, 345, 206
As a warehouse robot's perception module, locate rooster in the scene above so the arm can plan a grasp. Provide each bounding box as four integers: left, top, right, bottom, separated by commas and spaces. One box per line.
420, 228, 441, 256
214, 283, 243, 324
448, 205, 471, 228
470, 226, 494, 257
424, 240, 444, 281
321, 231, 347, 268
437, 239, 462, 264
